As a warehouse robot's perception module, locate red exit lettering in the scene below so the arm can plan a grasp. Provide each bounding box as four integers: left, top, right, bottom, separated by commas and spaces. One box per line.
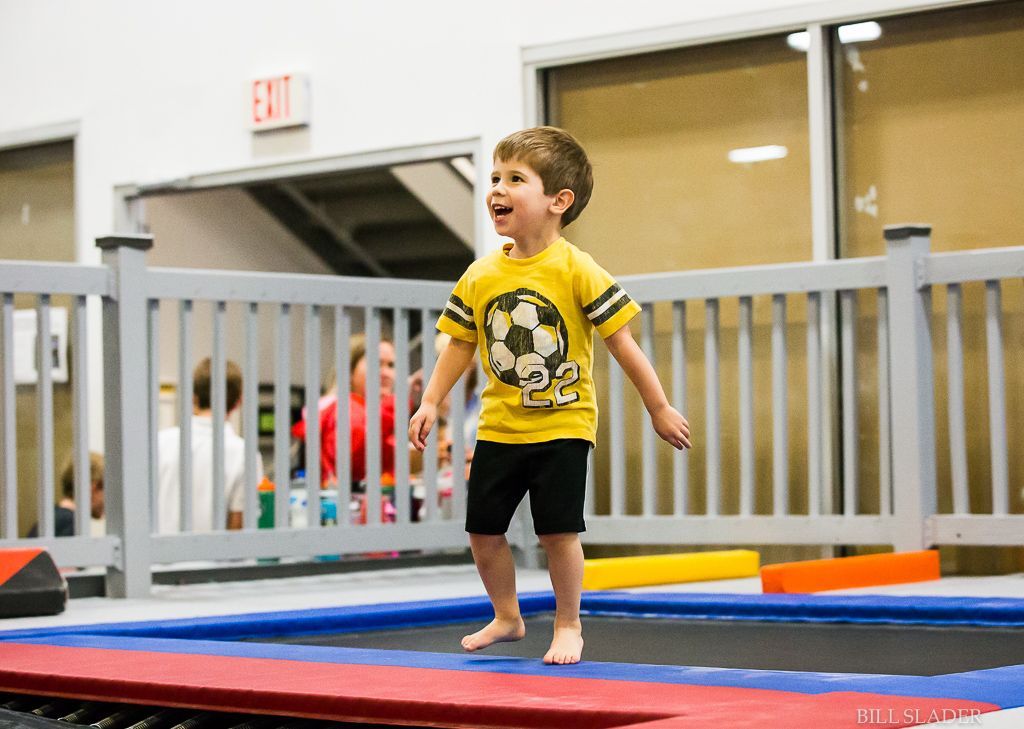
252, 75, 292, 125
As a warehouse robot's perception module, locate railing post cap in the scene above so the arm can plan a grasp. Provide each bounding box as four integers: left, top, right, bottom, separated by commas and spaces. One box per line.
883, 224, 932, 241
96, 234, 154, 251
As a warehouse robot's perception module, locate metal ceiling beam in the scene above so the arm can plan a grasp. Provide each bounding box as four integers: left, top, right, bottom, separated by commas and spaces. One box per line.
278, 183, 391, 277
390, 162, 475, 251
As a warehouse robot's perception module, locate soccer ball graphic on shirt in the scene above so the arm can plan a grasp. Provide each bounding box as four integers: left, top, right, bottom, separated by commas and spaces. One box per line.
484, 289, 569, 389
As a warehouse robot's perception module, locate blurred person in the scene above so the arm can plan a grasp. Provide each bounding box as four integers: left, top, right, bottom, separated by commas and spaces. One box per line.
27, 452, 104, 537
157, 357, 260, 533
292, 334, 398, 491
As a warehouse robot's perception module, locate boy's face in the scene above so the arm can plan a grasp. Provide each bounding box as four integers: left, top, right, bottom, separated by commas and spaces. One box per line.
487, 157, 567, 241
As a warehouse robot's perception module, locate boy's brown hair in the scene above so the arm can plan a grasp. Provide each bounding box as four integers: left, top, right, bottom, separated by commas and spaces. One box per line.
193, 357, 243, 412
60, 452, 104, 498
493, 126, 593, 226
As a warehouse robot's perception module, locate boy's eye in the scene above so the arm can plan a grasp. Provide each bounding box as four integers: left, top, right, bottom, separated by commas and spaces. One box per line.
511, 175, 523, 182
491, 176, 500, 184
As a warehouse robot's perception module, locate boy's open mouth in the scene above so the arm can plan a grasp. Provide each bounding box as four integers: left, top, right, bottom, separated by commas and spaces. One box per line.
492, 205, 512, 219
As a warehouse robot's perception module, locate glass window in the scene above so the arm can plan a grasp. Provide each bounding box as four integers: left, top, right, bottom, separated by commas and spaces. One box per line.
548, 34, 811, 275
0, 141, 76, 537
837, 1, 1024, 256
548, 36, 813, 522
836, 1, 1024, 559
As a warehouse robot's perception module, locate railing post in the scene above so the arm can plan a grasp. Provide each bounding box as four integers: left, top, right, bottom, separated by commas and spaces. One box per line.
884, 224, 936, 551
98, 234, 154, 598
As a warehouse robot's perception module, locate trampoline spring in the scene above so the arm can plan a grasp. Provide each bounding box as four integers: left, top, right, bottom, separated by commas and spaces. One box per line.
31, 700, 70, 718
168, 713, 215, 729
59, 702, 106, 723
124, 709, 181, 729
0, 697, 35, 711
90, 707, 146, 728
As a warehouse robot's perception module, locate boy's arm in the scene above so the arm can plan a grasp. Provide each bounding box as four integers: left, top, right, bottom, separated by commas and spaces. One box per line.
604, 324, 691, 450
408, 338, 476, 451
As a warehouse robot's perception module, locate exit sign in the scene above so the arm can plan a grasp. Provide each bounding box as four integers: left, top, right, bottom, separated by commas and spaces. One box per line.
249, 73, 310, 131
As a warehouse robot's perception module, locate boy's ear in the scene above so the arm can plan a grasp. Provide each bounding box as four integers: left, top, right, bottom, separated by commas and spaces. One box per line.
549, 188, 575, 216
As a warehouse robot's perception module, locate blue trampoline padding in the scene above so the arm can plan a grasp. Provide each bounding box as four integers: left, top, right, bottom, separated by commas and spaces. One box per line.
10, 634, 1024, 709
582, 591, 1024, 626
0, 593, 556, 642
6, 590, 1024, 645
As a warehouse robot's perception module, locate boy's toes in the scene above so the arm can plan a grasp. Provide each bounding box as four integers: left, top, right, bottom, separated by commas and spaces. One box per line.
544, 628, 583, 665
461, 618, 526, 653
543, 648, 579, 665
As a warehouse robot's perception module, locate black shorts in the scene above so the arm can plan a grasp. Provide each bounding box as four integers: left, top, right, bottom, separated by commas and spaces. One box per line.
465, 439, 591, 536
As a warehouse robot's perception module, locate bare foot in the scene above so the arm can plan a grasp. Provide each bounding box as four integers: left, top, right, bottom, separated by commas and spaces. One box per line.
461, 617, 526, 652
543, 625, 584, 665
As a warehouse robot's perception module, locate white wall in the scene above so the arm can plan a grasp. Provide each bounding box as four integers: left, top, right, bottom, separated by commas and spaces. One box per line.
144, 188, 333, 274
0, 0, 973, 266
145, 187, 335, 390
0, 0, 983, 452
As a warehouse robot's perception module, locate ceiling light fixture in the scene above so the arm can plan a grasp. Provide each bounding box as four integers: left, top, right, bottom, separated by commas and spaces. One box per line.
838, 21, 882, 44
728, 145, 789, 164
787, 21, 882, 51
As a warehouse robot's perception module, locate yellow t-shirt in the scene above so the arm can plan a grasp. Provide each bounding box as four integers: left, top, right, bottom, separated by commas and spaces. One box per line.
436, 237, 641, 445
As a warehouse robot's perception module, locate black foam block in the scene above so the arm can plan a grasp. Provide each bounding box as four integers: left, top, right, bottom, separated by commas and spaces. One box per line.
0, 549, 67, 618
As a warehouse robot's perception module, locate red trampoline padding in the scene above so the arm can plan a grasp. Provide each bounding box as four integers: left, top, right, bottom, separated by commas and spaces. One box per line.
616, 705, 996, 729
0, 643, 998, 729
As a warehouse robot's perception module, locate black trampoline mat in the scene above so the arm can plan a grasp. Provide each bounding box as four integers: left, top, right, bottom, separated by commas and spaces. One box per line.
248, 614, 1024, 676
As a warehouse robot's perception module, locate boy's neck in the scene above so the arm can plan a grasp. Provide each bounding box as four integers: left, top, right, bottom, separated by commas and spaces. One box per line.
507, 230, 563, 259
193, 407, 234, 422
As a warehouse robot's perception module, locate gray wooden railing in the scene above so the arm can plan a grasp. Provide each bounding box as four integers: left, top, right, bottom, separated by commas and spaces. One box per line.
0, 225, 1020, 597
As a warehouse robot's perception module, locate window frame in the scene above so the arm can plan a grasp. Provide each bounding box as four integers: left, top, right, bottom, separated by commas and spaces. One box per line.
525, 0, 995, 265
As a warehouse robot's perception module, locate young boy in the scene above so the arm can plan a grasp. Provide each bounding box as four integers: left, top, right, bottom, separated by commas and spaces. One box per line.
408, 126, 690, 665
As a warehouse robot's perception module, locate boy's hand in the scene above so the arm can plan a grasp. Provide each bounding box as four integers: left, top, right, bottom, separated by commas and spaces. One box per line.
651, 404, 691, 450
408, 401, 437, 452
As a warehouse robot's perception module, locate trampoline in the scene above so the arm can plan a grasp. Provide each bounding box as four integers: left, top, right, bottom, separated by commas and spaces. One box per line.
2, 591, 1024, 728
257, 612, 1024, 676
